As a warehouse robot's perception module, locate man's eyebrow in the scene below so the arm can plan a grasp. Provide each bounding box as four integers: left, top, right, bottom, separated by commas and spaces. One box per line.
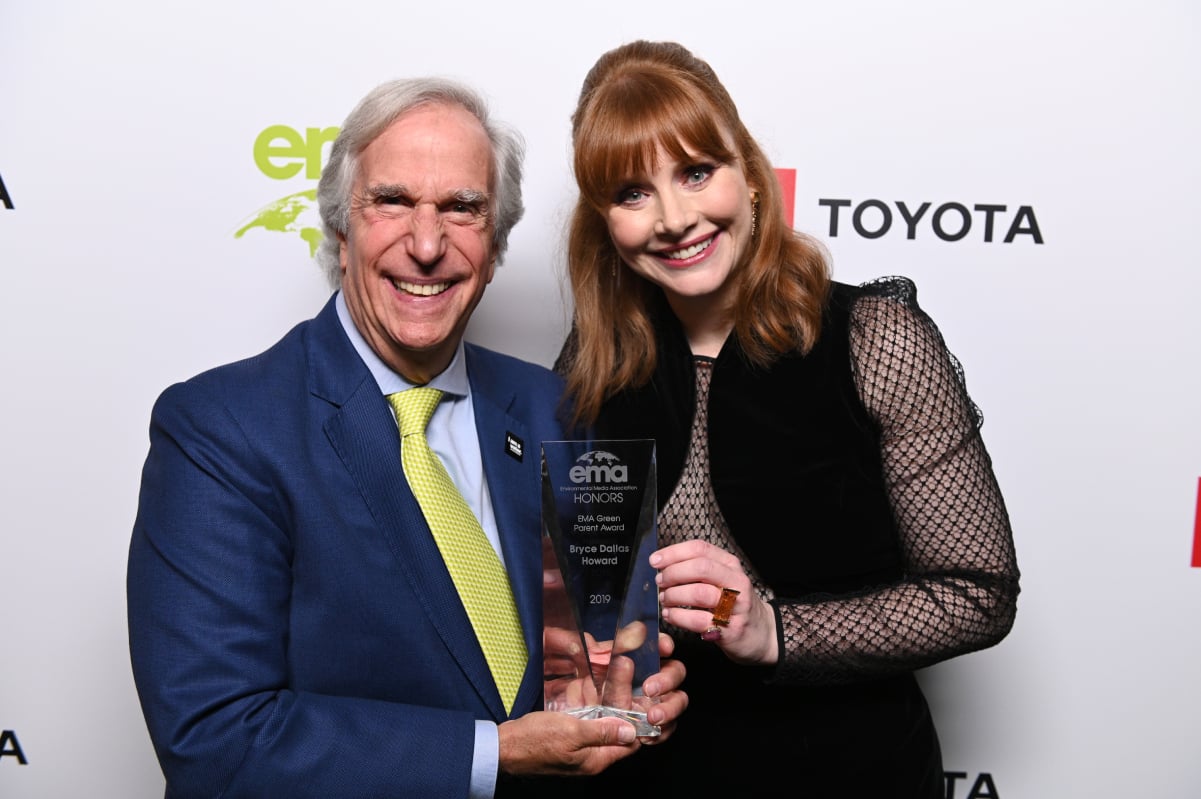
362, 182, 410, 200
360, 184, 489, 206
449, 188, 489, 205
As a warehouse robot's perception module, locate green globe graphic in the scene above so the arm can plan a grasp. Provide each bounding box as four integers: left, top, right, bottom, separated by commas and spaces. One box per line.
234, 189, 324, 257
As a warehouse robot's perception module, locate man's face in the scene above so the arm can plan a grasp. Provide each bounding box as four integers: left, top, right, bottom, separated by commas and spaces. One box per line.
339, 102, 497, 383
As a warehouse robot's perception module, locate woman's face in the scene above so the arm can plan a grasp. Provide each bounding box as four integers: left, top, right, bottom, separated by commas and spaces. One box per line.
603, 141, 754, 313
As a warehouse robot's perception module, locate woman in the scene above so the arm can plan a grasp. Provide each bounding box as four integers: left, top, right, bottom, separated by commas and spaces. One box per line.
556, 40, 1020, 796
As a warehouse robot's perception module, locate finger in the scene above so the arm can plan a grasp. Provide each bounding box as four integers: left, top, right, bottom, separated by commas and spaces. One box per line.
659, 604, 723, 634
586, 716, 638, 746
601, 653, 635, 709
563, 671, 600, 707
544, 654, 580, 679
658, 558, 745, 593
645, 684, 689, 728
651, 539, 742, 569
643, 656, 685, 696
613, 620, 647, 653
544, 626, 585, 658
659, 581, 729, 613
649, 539, 710, 566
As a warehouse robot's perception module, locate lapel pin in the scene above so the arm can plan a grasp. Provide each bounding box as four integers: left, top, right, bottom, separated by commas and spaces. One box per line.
505, 432, 524, 462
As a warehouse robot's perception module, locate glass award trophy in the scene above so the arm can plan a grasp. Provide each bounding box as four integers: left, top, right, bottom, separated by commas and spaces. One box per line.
540, 439, 660, 736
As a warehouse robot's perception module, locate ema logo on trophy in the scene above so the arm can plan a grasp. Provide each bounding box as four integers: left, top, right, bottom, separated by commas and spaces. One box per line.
540, 440, 660, 736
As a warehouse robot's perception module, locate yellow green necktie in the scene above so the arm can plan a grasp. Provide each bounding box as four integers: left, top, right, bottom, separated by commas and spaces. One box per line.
387, 388, 527, 713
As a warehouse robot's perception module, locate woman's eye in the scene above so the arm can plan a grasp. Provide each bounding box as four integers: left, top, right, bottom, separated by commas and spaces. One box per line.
616, 187, 647, 205
683, 164, 714, 185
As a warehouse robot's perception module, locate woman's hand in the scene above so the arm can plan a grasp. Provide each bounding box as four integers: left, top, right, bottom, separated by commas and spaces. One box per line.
651, 539, 779, 666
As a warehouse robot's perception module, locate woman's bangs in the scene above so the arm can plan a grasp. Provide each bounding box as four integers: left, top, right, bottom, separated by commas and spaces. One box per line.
577, 77, 734, 208
576, 118, 659, 208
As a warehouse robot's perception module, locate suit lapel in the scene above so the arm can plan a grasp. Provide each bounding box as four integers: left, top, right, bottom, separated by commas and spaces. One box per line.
308, 298, 507, 718
467, 350, 546, 714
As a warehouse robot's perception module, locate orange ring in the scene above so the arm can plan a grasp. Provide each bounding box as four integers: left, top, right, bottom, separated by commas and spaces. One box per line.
711, 587, 740, 627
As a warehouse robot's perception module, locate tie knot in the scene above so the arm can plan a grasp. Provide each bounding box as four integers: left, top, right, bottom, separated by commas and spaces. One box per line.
387, 387, 444, 436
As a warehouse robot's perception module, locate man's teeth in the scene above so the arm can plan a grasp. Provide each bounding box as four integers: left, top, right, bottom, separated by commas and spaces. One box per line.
394, 279, 449, 296
665, 238, 712, 260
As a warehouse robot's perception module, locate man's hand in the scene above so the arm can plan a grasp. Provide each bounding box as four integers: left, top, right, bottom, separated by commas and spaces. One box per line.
497, 711, 640, 777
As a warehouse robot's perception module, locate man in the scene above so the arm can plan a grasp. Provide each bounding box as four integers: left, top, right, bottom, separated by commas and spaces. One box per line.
127, 77, 685, 798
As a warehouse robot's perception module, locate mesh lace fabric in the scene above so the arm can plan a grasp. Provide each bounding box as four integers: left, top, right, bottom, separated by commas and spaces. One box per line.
658, 279, 1019, 684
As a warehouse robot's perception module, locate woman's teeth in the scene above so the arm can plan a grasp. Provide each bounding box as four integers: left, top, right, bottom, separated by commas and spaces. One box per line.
665, 237, 712, 260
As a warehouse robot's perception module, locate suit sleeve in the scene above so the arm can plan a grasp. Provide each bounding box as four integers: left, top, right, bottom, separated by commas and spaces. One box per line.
126, 379, 478, 799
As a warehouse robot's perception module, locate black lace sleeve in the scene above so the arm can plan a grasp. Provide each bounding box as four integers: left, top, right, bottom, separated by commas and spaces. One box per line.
772, 277, 1019, 684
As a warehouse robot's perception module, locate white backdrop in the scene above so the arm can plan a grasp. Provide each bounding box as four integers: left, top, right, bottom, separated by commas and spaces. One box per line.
2, 1, 1199, 796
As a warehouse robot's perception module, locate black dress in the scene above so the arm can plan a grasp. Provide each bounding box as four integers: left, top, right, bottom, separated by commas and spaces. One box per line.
560, 277, 1019, 798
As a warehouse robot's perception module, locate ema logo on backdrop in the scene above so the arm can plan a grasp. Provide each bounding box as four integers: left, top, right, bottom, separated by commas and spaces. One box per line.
234, 131, 1045, 257
233, 126, 337, 257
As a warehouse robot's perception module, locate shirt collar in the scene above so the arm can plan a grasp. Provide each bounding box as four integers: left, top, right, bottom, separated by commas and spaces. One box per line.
334, 291, 470, 398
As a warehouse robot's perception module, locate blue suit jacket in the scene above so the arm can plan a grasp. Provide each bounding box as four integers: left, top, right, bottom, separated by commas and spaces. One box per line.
127, 295, 571, 798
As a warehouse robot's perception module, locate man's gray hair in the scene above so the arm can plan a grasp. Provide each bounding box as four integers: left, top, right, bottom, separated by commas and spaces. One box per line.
315, 77, 526, 289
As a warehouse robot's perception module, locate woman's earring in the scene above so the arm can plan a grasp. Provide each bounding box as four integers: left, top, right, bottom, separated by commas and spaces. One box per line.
750, 191, 760, 239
